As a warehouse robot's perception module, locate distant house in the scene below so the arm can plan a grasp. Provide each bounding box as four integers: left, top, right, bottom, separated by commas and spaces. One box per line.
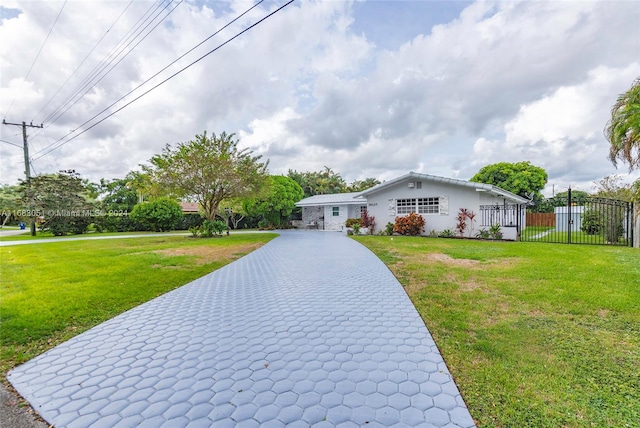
295, 172, 529, 239
179, 202, 200, 214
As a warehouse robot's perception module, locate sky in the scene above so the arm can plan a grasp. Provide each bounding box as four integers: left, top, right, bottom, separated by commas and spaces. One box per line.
1, 0, 639, 196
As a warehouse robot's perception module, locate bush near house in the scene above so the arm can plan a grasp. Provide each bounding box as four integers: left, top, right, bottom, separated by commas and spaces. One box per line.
345, 218, 362, 228
130, 198, 183, 232
394, 212, 425, 236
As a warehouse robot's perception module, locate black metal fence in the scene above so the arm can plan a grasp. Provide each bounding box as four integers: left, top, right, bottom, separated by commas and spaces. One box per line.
519, 190, 634, 246
479, 204, 522, 228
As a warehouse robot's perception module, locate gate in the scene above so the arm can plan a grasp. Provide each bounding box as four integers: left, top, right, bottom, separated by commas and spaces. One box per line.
520, 189, 634, 246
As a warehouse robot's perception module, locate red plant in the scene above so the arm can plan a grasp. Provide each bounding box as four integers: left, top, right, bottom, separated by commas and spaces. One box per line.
361, 210, 376, 232
394, 212, 425, 236
455, 208, 476, 237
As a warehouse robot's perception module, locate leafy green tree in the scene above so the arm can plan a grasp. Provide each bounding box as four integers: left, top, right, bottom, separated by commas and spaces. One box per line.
146, 131, 268, 220
243, 176, 304, 227
347, 177, 381, 192
470, 161, 548, 202
606, 77, 640, 170
129, 197, 183, 232
98, 178, 139, 211
554, 190, 589, 205
94, 177, 140, 232
288, 167, 346, 198
592, 174, 637, 201
125, 170, 156, 203
0, 184, 23, 227
18, 170, 97, 236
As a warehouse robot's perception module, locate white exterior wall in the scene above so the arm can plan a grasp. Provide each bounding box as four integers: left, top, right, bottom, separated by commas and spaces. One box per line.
323, 204, 349, 231
365, 179, 518, 236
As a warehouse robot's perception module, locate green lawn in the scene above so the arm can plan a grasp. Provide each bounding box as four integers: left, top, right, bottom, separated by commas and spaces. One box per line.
0, 230, 190, 241
354, 236, 640, 427
0, 233, 277, 375
520, 227, 629, 245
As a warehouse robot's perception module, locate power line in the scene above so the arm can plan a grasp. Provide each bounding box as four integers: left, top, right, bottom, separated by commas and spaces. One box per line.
3, 1, 68, 119
32, 0, 296, 162
0, 139, 22, 148
27, 0, 164, 143
41, 0, 168, 124
33, 0, 295, 161
32, 0, 136, 123
43, 0, 177, 126
31, 0, 264, 158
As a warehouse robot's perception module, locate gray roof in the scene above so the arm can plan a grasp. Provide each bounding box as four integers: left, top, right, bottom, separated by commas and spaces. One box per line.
356, 172, 530, 204
295, 192, 366, 207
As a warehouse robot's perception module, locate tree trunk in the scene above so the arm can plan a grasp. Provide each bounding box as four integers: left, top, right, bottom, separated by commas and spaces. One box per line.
634, 208, 640, 248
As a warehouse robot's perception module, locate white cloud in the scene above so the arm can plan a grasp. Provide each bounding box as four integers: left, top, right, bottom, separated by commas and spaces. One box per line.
0, 0, 638, 195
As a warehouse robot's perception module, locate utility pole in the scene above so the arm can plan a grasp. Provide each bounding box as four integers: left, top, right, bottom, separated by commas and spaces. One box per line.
2, 119, 43, 236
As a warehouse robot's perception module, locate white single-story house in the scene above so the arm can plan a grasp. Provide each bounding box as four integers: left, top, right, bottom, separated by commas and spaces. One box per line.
295, 172, 530, 239
295, 192, 367, 231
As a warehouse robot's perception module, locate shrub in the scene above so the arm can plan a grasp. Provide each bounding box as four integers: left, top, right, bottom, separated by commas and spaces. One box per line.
44, 216, 92, 236
476, 228, 491, 239
384, 222, 394, 236
438, 229, 455, 238
455, 208, 476, 237
489, 223, 503, 239
189, 219, 227, 237
352, 223, 361, 235
476, 224, 503, 240
581, 210, 603, 235
361, 210, 376, 233
175, 213, 205, 231
604, 211, 624, 243
394, 212, 425, 236
130, 198, 183, 232
93, 214, 140, 232
345, 218, 362, 228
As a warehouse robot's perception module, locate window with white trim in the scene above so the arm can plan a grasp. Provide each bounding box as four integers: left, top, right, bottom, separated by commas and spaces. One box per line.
357, 205, 367, 218
397, 197, 440, 215
332, 207, 340, 216
396, 199, 416, 215
417, 197, 439, 214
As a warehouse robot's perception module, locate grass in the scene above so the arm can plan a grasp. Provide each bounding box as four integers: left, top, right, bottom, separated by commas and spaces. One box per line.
520, 227, 629, 245
0, 233, 277, 375
0, 230, 189, 241
354, 236, 640, 427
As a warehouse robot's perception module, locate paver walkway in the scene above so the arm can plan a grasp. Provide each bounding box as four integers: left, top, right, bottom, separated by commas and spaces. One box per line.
8, 231, 475, 427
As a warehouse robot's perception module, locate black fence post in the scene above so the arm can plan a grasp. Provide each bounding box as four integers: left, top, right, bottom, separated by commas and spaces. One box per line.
630, 202, 635, 248
567, 187, 572, 244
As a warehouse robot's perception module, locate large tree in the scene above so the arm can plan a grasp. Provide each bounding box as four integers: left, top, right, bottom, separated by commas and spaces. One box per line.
347, 177, 381, 192
146, 131, 268, 220
0, 184, 23, 227
606, 77, 640, 170
592, 174, 638, 202
288, 167, 347, 198
243, 176, 304, 228
18, 170, 97, 236
94, 176, 141, 232
470, 161, 548, 202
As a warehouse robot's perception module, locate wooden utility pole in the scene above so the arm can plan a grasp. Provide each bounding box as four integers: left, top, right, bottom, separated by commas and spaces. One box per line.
2, 119, 43, 236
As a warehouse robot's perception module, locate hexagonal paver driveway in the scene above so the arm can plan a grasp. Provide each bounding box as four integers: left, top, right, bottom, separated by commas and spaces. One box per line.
8, 231, 475, 427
